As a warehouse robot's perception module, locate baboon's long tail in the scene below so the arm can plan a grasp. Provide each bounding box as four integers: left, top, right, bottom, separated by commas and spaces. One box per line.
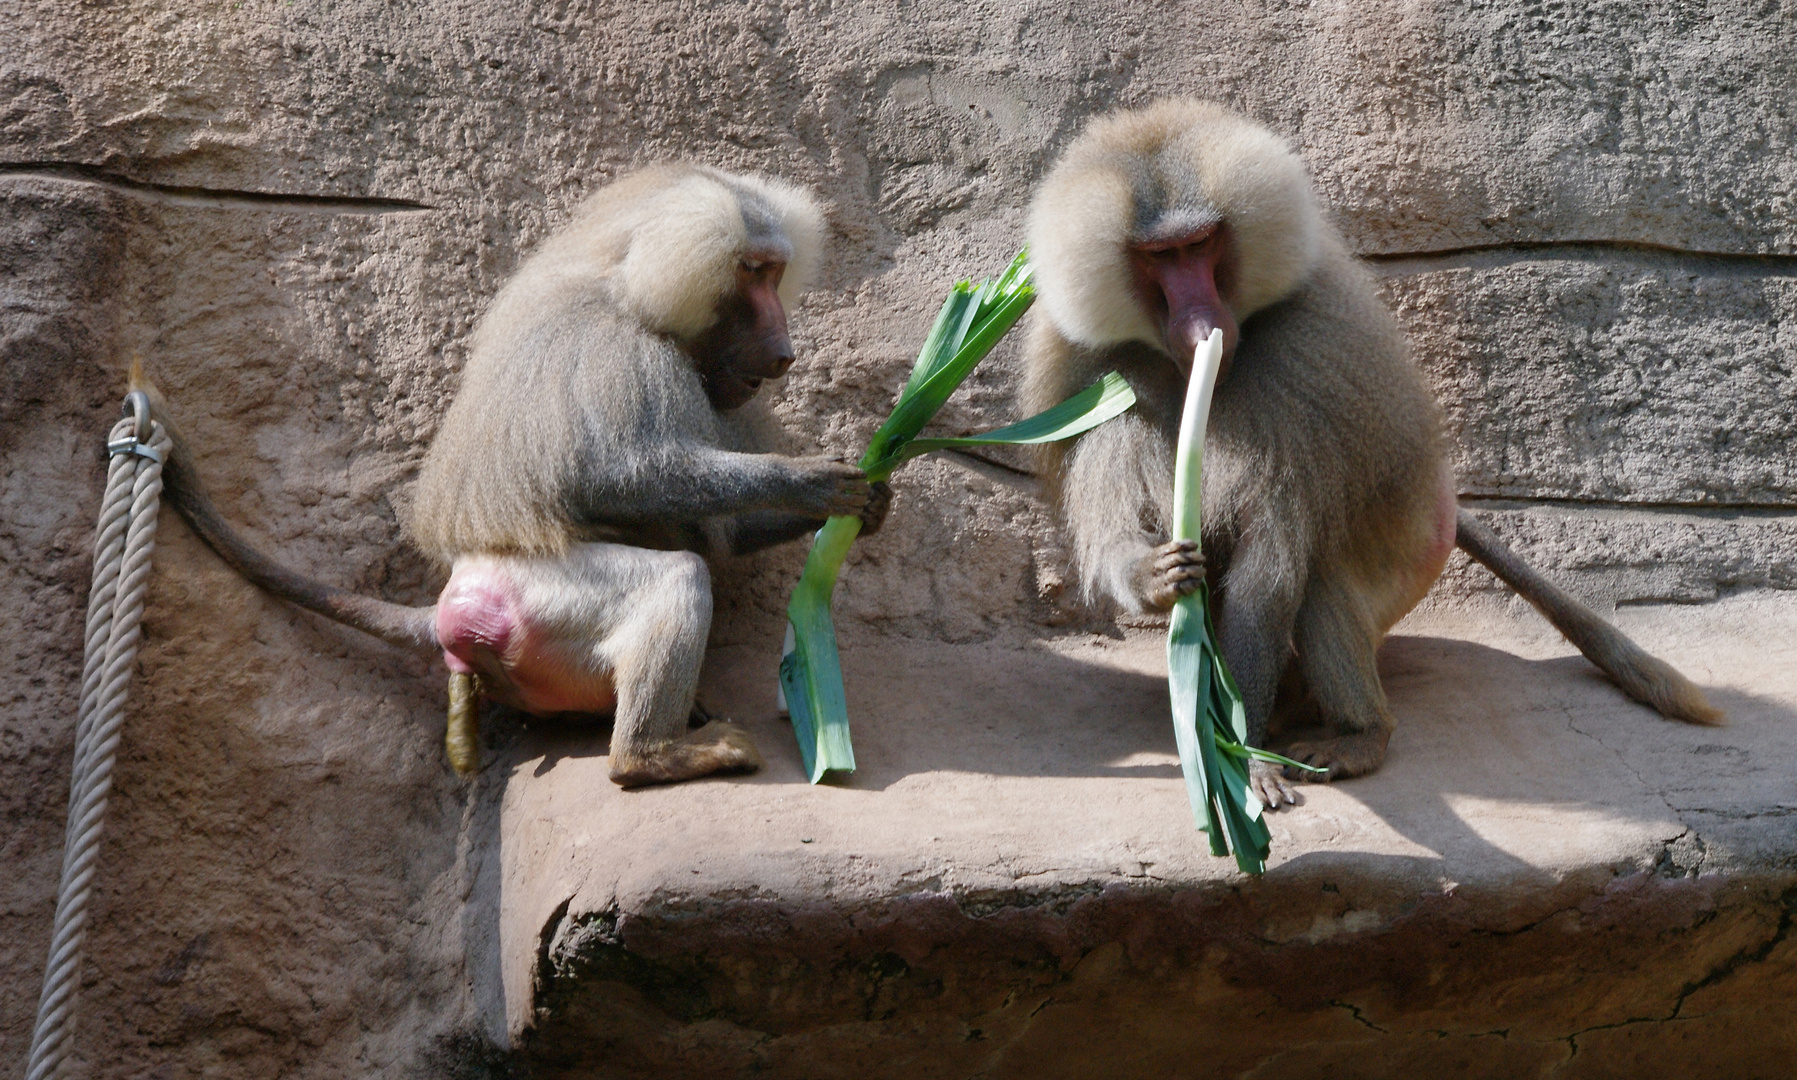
1454, 509, 1722, 725
131, 368, 439, 653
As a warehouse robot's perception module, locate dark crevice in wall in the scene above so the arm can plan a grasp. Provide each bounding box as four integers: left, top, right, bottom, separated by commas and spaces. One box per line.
1462, 494, 1797, 516
928, 462, 1797, 515
1366, 238, 1797, 275
941, 448, 1042, 495
0, 161, 434, 214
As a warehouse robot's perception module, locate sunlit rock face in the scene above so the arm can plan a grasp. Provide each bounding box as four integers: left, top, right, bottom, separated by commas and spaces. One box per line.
3, 1, 1794, 1075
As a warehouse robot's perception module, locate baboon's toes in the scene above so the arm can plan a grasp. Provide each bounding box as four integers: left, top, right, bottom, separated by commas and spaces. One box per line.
1283, 730, 1391, 783
688, 720, 765, 774
1250, 759, 1303, 810
609, 721, 764, 788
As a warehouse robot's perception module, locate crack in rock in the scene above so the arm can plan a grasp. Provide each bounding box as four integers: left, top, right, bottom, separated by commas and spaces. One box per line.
1562, 885, 1797, 1055
1365, 237, 1797, 270
1329, 999, 1390, 1034
0, 160, 434, 214
1562, 706, 1691, 828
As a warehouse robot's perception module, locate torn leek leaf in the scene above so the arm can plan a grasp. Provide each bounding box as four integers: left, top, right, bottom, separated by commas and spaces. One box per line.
780, 251, 1137, 783
1166, 329, 1321, 875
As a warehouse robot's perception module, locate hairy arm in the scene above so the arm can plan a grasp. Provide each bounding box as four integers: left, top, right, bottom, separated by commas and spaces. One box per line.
1060, 413, 1180, 614
697, 388, 893, 556
421, 302, 871, 556
1212, 530, 1308, 745
558, 328, 870, 530
723, 481, 891, 556
1030, 333, 1200, 613
567, 442, 866, 525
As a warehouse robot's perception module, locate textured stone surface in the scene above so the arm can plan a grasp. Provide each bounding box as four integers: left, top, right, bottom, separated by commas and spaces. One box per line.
0, 179, 472, 1074
1379, 248, 1797, 508
1445, 501, 1797, 609
8, 0, 1797, 255
497, 592, 1797, 1078
3, 0, 1794, 1076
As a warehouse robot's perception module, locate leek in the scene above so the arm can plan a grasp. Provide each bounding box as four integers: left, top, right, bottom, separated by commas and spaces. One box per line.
780, 252, 1137, 782
1167, 329, 1322, 875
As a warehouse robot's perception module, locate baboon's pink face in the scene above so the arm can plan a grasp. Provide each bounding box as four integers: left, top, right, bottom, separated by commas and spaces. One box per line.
691, 251, 792, 410
1130, 222, 1240, 379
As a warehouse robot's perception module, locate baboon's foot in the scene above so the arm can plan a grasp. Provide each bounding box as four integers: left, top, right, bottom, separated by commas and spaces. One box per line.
610, 721, 764, 788
1283, 729, 1391, 783
1249, 759, 1303, 810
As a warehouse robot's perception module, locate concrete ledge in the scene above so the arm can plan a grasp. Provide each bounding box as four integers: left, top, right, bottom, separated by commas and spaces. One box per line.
469, 591, 1797, 1078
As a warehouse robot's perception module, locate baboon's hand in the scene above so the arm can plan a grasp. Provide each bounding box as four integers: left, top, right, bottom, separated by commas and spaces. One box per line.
1141, 539, 1206, 610
794, 457, 872, 519
857, 481, 893, 536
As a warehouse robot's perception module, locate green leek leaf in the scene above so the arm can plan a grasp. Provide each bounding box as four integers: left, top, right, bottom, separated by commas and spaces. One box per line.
873, 371, 1137, 472
780, 251, 1137, 782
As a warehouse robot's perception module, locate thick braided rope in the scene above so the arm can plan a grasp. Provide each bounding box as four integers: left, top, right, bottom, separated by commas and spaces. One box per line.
26, 413, 170, 1080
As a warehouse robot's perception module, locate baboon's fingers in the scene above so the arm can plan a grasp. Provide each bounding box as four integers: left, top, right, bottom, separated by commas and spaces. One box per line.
826, 482, 873, 518
796, 458, 874, 517
1153, 565, 1205, 599
1146, 577, 1204, 610
819, 459, 867, 480
1152, 547, 1207, 573
858, 481, 893, 535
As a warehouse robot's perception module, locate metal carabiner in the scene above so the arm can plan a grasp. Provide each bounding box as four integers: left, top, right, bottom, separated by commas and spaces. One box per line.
123, 390, 151, 443
107, 390, 163, 462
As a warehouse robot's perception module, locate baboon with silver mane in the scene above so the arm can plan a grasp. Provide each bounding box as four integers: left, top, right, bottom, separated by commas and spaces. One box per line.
1021, 100, 1720, 809
147, 164, 887, 787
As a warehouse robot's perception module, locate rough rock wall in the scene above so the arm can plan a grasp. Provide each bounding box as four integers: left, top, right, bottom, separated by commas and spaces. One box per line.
2, 0, 1792, 1075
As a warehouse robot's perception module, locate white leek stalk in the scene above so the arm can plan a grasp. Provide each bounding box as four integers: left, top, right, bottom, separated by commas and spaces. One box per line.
1166, 329, 1320, 874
